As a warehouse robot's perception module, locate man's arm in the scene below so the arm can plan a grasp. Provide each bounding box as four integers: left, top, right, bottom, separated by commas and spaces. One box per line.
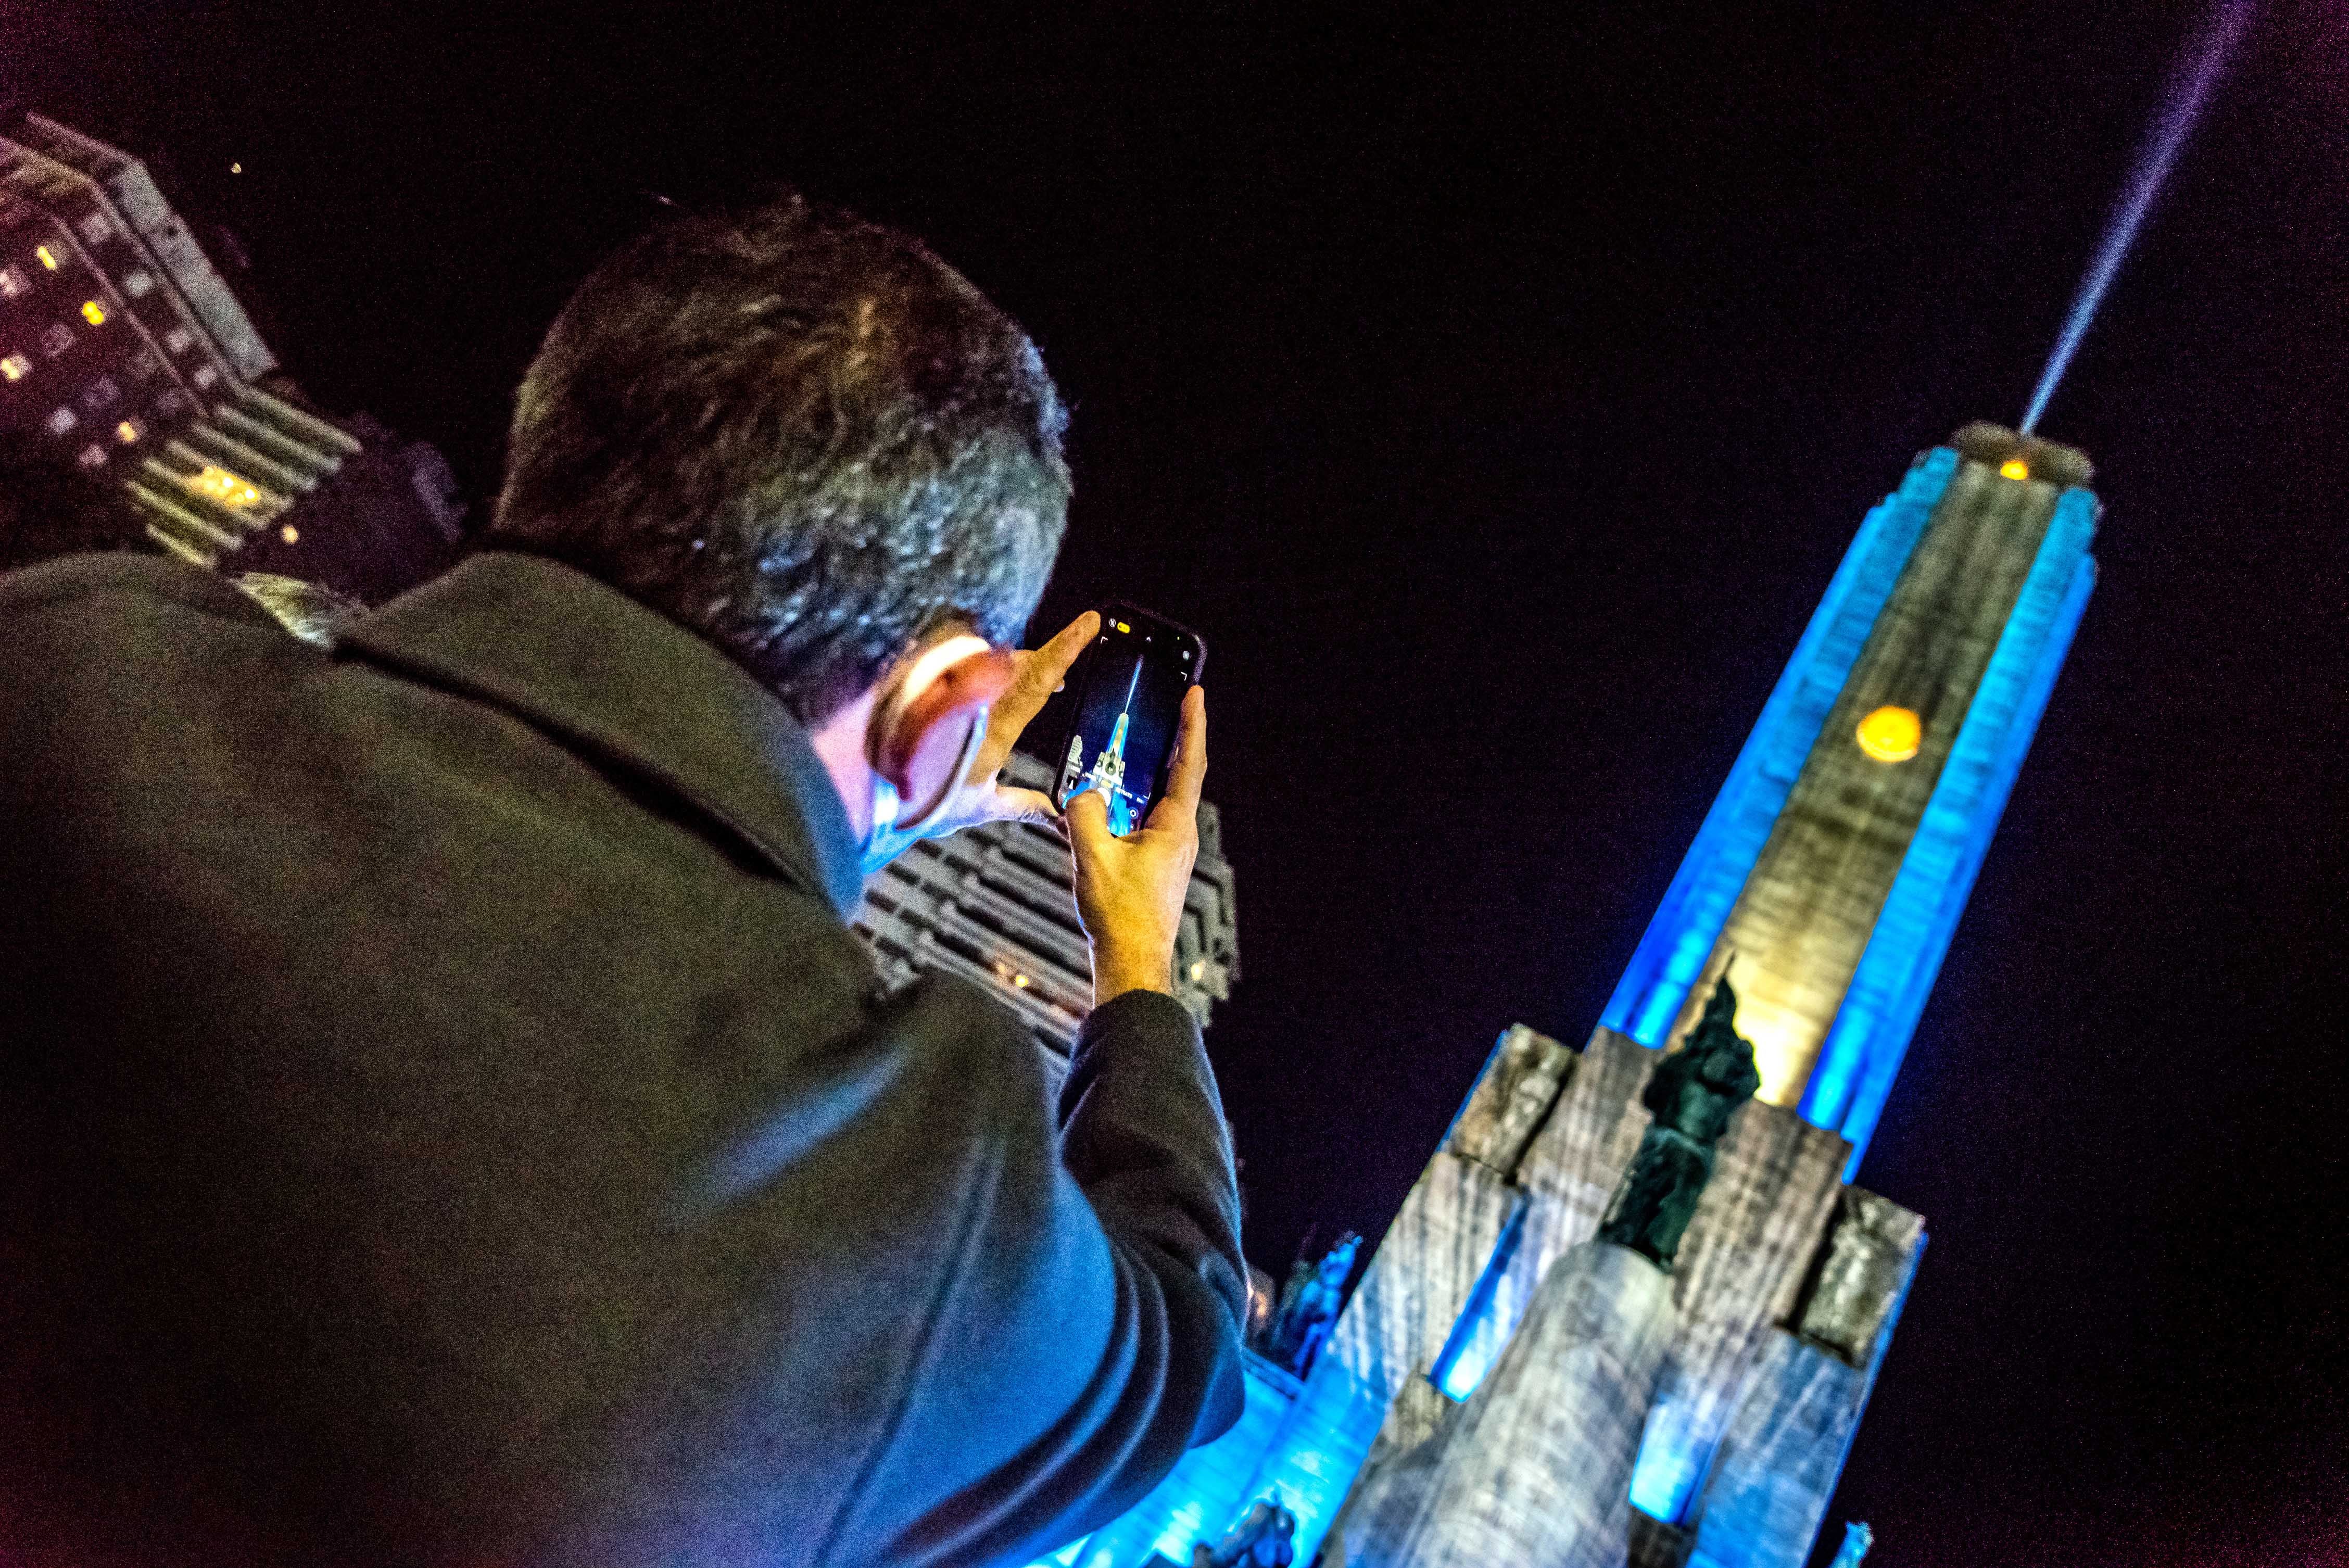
825, 685, 1245, 1566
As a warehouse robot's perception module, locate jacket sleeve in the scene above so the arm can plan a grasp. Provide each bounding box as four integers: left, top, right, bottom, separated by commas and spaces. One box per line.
843, 982, 1249, 1567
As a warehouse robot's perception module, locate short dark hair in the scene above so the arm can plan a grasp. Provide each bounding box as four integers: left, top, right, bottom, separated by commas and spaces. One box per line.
488, 192, 1070, 722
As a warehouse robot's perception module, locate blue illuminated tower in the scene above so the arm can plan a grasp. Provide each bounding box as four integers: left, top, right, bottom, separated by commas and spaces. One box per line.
1605, 422, 2098, 1172
1027, 423, 2097, 1568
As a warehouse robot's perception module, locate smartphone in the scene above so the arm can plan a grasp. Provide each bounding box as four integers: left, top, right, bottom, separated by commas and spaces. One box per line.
1052, 604, 1207, 837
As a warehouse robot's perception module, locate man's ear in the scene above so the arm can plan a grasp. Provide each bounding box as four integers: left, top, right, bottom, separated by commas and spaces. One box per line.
871, 639, 1017, 823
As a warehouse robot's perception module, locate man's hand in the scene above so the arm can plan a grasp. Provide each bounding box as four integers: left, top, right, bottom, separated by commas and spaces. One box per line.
1066, 684, 1206, 1004
901, 611, 1099, 842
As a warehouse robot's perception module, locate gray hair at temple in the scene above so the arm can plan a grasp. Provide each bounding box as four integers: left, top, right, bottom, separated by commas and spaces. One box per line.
484, 191, 1072, 723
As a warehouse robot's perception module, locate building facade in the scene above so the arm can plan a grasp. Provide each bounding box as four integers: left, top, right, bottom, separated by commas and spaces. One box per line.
0, 112, 463, 601
1030, 425, 2098, 1567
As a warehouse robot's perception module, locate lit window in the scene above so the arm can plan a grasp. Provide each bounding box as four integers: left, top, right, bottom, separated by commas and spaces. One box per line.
189, 465, 261, 508
128, 349, 162, 381
34, 244, 60, 271
1999, 459, 2030, 481
81, 376, 120, 412
122, 269, 154, 298
115, 418, 142, 444
80, 300, 106, 326
77, 212, 112, 245
45, 405, 77, 436
191, 363, 219, 389
154, 388, 190, 416
0, 264, 27, 298
76, 442, 107, 471
1855, 705, 1923, 764
0, 352, 29, 382
162, 326, 194, 355
39, 323, 72, 357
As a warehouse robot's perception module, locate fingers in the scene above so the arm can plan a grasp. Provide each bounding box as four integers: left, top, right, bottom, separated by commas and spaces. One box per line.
986, 786, 1060, 827
1002, 612, 1099, 726
971, 611, 1101, 783
1149, 684, 1208, 827
1042, 610, 1101, 688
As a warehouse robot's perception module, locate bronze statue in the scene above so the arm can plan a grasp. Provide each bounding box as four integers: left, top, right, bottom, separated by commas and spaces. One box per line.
1598, 970, 1762, 1269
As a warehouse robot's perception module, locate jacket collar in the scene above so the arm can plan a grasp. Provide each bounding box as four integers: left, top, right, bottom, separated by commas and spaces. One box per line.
339, 551, 865, 917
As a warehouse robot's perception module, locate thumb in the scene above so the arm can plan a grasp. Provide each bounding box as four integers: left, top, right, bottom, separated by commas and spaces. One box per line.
1065, 787, 1112, 851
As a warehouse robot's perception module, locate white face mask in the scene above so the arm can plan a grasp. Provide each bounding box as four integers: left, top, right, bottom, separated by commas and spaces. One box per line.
858, 775, 907, 879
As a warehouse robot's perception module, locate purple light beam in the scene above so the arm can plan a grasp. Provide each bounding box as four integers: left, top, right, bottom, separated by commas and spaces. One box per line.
2020, 0, 2258, 436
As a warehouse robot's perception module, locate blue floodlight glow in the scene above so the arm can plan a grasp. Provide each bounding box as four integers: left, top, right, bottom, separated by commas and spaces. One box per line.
1630, 1433, 1709, 1524
1427, 1207, 1525, 1401
1601, 450, 1955, 1047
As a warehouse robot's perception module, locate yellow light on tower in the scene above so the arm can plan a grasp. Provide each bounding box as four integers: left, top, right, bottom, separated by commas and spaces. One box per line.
33, 244, 59, 271
1999, 458, 2030, 481
80, 300, 106, 325
188, 465, 261, 508
114, 419, 140, 445
1855, 705, 1923, 763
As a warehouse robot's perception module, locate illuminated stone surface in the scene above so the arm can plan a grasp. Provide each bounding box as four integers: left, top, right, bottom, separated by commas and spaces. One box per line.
1684, 1199, 1925, 1568
1224, 1145, 1530, 1556
1434, 1027, 1661, 1398
1628, 1098, 1849, 1524
1332, 1243, 1676, 1568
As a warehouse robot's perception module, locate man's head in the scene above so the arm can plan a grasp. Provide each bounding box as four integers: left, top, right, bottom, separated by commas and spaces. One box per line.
487, 191, 1070, 728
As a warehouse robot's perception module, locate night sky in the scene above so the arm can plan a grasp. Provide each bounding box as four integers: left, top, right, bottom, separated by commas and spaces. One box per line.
7, 3, 2345, 1562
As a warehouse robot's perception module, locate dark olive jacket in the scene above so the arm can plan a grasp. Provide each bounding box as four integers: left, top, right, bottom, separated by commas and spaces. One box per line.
0, 551, 1246, 1567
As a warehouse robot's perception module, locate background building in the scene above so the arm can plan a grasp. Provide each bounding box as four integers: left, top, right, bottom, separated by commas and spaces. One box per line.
0, 111, 462, 600
1029, 424, 2097, 1568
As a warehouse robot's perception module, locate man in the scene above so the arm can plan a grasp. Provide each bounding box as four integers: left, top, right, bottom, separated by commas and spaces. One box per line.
0, 194, 1245, 1566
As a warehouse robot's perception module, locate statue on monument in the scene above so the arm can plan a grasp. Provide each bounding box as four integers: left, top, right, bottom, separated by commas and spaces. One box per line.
1192, 1498, 1299, 1567
1598, 968, 1762, 1269
1261, 1230, 1361, 1376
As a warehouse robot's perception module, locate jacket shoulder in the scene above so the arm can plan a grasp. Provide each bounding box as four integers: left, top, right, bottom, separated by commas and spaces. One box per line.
0, 551, 269, 627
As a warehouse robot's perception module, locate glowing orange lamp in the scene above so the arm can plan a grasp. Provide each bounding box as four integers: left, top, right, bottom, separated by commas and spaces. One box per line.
1855, 705, 1922, 763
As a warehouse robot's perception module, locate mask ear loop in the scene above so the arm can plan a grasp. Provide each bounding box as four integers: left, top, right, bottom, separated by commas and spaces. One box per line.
869, 634, 1014, 833
895, 707, 991, 834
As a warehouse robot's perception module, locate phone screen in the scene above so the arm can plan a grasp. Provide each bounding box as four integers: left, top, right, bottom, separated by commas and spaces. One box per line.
1053, 608, 1203, 836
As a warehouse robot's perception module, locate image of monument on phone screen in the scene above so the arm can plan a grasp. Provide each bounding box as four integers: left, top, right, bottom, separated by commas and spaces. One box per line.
1055, 610, 1199, 837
